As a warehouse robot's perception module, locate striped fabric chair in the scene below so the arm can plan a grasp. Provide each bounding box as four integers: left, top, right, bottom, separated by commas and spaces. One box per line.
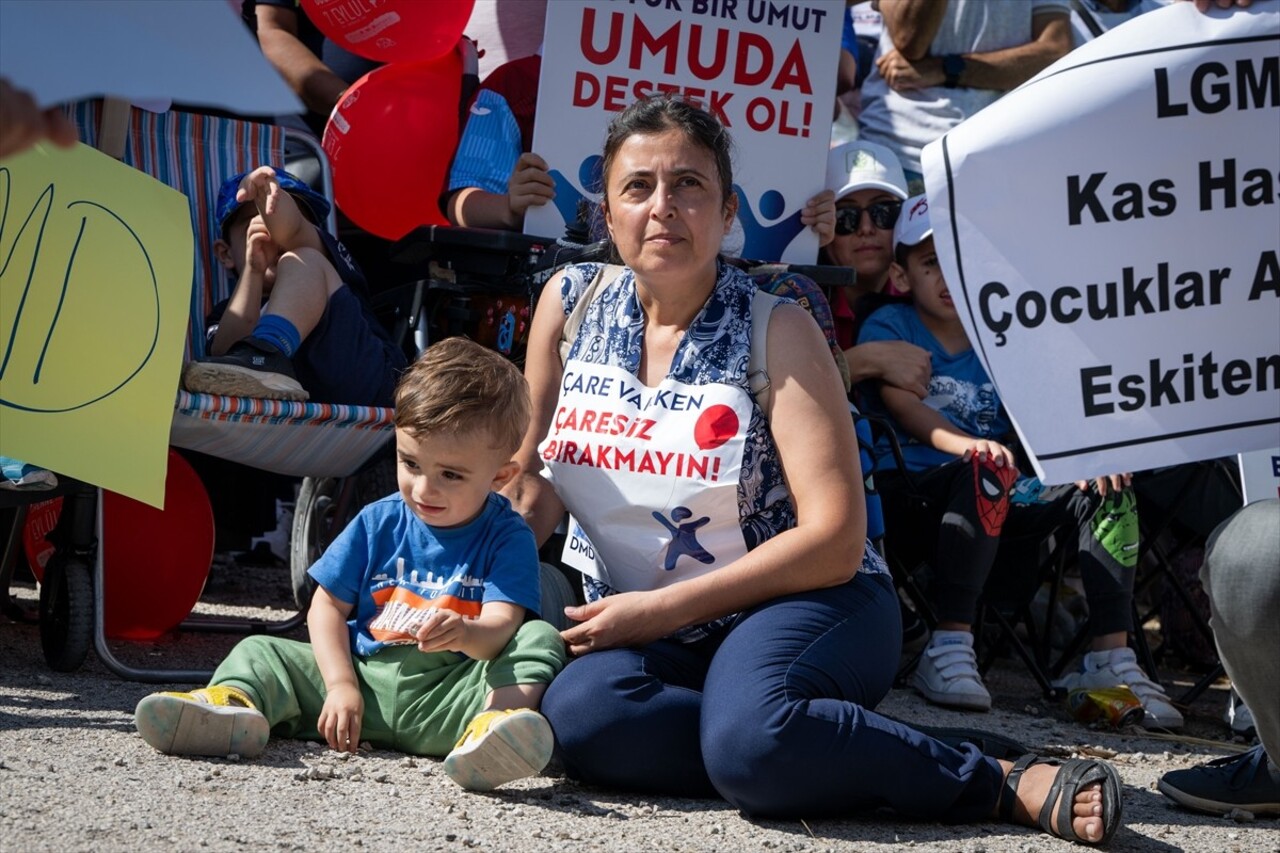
71, 101, 395, 479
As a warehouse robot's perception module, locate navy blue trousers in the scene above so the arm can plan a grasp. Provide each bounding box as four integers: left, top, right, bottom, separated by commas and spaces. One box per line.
542, 571, 1004, 820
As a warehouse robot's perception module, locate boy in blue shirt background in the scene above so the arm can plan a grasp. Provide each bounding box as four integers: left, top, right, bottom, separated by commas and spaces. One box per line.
137, 338, 567, 791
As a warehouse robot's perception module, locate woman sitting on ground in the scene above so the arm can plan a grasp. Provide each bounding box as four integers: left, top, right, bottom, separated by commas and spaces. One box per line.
505, 94, 1122, 846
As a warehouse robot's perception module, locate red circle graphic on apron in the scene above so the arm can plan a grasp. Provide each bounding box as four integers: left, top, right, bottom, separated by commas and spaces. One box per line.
693, 404, 739, 450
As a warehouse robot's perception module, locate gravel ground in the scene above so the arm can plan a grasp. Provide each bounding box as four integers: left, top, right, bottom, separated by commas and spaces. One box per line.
2, 557, 1277, 853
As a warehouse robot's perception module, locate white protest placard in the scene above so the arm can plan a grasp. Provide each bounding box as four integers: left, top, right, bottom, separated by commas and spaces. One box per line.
0, 0, 301, 116
922, 2, 1280, 485
525, 0, 842, 263
1238, 447, 1280, 504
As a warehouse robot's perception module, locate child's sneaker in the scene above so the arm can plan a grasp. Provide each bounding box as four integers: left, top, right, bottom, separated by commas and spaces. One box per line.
912, 630, 992, 711
183, 336, 308, 401
443, 709, 554, 792
1225, 690, 1256, 739
134, 685, 268, 757
1058, 647, 1184, 730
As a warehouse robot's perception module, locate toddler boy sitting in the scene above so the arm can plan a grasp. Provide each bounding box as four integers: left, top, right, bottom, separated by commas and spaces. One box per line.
138, 337, 568, 790
183, 166, 405, 405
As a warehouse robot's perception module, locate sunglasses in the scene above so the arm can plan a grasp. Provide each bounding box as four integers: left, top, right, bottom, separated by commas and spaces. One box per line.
834, 201, 902, 234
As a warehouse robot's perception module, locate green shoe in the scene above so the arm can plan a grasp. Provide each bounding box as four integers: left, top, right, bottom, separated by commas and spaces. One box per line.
135, 686, 268, 758
443, 709, 554, 792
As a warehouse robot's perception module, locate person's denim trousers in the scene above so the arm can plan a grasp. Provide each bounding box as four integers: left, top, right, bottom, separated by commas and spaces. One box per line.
543, 570, 1004, 820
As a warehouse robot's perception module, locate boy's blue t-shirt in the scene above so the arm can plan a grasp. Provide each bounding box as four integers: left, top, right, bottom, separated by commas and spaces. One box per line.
858, 303, 1011, 472
308, 492, 541, 658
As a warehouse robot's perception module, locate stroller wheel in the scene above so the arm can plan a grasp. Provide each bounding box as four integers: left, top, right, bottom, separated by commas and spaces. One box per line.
290, 477, 337, 611
39, 554, 93, 672
290, 459, 398, 611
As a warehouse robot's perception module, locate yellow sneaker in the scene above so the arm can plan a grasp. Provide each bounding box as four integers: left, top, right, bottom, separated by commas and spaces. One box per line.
134, 685, 268, 758
443, 709, 554, 792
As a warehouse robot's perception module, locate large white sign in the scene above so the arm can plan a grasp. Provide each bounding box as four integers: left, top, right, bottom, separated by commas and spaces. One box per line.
922, 2, 1280, 485
0, 0, 301, 116
526, 0, 842, 263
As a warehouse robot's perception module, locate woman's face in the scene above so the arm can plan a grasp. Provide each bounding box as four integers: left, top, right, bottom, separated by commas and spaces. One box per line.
603, 128, 737, 285
825, 188, 901, 289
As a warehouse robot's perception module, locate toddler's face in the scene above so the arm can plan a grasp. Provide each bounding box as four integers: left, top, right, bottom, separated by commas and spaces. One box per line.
394, 427, 517, 529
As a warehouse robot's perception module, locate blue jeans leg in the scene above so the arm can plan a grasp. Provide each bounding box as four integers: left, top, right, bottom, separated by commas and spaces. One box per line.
702, 572, 1004, 821
541, 636, 721, 798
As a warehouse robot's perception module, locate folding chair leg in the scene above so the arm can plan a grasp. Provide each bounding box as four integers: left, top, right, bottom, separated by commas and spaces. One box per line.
1179, 662, 1225, 706
1, 505, 33, 622
978, 606, 1066, 701
89, 490, 306, 685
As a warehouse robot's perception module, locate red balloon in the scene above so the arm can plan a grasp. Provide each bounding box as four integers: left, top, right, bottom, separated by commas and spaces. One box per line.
24, 451, 214, 640
323, 54, 461, 240
301, 0, 474, 64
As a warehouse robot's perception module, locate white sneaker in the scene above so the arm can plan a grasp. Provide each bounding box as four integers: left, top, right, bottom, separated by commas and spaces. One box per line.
1225, 690, 1256, 738
1059, 647, 1184, 730
912, 630, 991, 711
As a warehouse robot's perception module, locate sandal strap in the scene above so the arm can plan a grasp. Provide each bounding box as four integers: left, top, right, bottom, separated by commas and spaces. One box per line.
1039, 758, 1116, 844
998, 754, 1040, 823
1039, 758, 1081, 842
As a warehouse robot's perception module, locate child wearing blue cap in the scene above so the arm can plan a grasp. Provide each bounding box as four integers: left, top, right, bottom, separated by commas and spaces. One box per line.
182, 166, 405, 405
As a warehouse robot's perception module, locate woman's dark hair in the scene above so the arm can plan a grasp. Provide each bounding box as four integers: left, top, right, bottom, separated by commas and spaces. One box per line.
599, 94, 736, 208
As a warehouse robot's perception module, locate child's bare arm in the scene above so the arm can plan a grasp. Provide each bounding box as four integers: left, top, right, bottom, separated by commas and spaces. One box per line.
207, 216, 273, 354
415, 601, 525, 660
239, 166, 325, 254
880, 384, 1017, 468
447, 152, 554, 229
308, 586, 363, 753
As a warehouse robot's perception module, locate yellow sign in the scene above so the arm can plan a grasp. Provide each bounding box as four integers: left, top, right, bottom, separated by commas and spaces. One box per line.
0, 143, 193, 508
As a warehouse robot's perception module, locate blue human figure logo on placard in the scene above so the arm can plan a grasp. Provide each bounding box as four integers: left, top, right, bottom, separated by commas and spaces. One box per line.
548, 155, 604, 233
732, 184, 804, 261
652, 506, 715, 571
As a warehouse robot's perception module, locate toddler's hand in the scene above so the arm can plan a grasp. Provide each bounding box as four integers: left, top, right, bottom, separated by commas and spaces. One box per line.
318, 683, 363, 753
416, 608, 468, 654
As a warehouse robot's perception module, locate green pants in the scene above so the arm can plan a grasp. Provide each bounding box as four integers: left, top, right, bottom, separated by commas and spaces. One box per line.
210, 620, 566, 756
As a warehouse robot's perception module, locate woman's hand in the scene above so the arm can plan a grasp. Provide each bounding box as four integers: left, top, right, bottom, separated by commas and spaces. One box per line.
560, 591, 675, 656
318, 683, 363, 753
802, 189, 836, 248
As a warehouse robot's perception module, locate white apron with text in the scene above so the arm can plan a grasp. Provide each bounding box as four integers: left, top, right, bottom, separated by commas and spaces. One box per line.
540, 359, 754, 592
